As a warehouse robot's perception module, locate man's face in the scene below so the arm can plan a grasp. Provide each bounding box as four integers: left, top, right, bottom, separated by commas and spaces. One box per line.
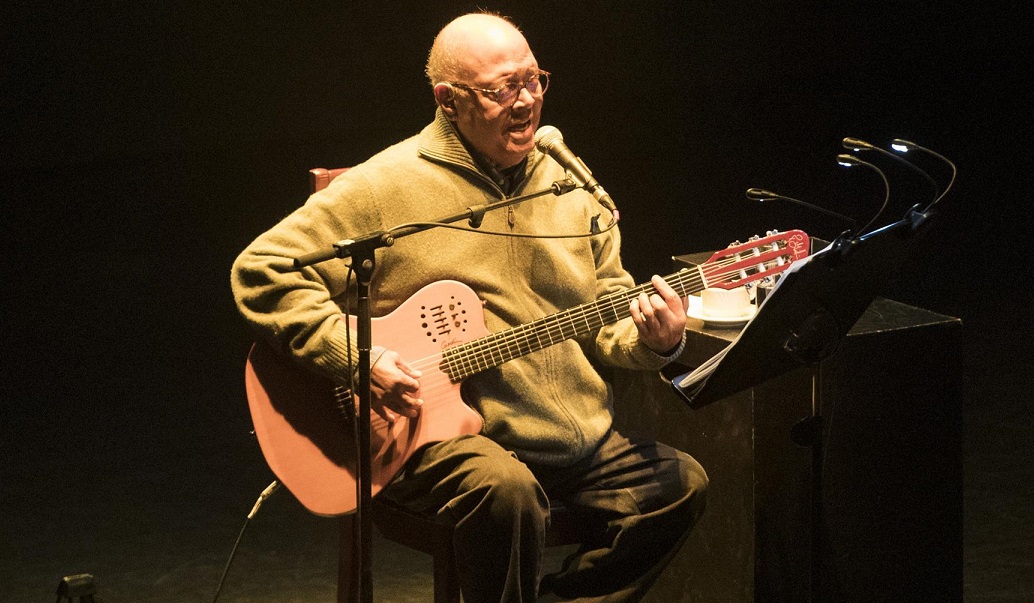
448, 34, 543, 169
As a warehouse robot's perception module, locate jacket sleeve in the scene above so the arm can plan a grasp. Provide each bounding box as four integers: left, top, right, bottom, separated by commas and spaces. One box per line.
588, 221, 686, 371
230, 175, 381, 385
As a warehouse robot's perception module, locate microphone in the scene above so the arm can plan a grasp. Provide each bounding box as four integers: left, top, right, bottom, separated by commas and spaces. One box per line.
891, 138, 957, 210
837, 153, 890, 235
745, 187, 858, 229
842, 137, 939, 204
534, 126, 618, 214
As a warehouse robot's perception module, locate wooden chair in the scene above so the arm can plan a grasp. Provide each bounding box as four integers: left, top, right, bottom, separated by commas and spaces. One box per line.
308, 167, 581, 603
308, 166, 351, 196
339, 496, 580, 603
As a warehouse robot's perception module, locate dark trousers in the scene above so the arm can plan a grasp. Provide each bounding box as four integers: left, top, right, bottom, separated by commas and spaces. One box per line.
381, 428, 708, 602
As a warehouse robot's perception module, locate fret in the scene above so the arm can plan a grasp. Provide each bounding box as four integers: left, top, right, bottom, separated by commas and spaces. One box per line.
541, 318, 558, 347
497, 331, 515, 365
542, 315, 562, 341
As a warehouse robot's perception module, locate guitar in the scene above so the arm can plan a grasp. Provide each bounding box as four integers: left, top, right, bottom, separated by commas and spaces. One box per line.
244, 230, 810, 515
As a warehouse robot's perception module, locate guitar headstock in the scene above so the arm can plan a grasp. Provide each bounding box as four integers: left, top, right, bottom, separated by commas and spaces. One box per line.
702, 230, 810, 290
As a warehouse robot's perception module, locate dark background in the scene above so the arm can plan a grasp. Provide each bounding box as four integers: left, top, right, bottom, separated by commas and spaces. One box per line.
2, 1, 1030, 601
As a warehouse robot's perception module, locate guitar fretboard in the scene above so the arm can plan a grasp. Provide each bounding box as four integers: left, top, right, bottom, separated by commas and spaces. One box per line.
440, 269, 705, 382
436, 229, 807, 382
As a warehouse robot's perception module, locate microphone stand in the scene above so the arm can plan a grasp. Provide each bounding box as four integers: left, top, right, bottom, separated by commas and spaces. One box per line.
292, 179, 578, 603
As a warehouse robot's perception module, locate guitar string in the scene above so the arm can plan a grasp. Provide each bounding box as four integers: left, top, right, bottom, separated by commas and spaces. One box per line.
442, 249, 794, 379
396, 250, 792, 384
352, 239, 801, 423
447, 269, 701, 377
359, 244, 797, 411
460, 253, 771, 379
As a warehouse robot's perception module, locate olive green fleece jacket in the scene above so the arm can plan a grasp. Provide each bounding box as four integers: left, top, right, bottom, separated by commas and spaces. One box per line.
231, 110, 683, 466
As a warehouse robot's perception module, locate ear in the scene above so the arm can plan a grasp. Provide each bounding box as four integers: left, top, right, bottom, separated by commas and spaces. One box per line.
434, 82, 458, 118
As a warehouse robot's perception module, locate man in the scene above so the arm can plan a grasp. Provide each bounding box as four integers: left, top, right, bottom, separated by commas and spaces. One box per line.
232, 12, 707, 602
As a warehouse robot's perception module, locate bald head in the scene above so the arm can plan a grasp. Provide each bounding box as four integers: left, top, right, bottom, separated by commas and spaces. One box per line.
426, 12, 544, 169
426, 13, 530, 85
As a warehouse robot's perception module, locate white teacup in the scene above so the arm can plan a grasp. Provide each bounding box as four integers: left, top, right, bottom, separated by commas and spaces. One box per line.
700, 287, 752, 318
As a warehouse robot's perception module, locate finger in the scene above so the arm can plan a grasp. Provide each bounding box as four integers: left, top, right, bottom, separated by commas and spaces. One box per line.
651, 274, 677, 297
374, 403, 398, 424
638, 291, 657, 322
395, 393, 424, 418
650, 294, 682, 325
393, 374, 421, 396
651, 275, 684, 312
397, 358, 423, 380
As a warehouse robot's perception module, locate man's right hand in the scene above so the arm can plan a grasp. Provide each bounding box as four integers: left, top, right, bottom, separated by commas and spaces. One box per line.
369, 349, 423, 422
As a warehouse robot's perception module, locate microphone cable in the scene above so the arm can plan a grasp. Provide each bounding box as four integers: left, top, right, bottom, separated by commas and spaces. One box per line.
211, 480, 282, 603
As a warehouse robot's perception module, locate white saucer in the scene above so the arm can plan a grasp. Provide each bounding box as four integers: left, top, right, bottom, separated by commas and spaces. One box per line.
686, 297, 756, 328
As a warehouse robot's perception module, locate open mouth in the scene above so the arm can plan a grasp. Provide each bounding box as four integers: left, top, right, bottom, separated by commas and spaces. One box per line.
508, 119, 532, 133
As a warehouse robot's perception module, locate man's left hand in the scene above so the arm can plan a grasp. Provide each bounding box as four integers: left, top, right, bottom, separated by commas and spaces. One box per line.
630, 275, 687, 355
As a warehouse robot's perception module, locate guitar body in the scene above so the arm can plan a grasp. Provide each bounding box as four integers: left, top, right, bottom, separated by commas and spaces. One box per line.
245, 280, 486, 516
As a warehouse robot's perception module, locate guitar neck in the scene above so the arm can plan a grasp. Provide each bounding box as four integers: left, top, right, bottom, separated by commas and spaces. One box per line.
442, 270, 706, 381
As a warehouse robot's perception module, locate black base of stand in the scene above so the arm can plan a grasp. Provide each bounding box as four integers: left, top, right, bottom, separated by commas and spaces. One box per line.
55, 574, 96, 603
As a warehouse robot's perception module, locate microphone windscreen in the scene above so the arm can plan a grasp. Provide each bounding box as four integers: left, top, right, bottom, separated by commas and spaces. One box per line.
534, 125, 563, 151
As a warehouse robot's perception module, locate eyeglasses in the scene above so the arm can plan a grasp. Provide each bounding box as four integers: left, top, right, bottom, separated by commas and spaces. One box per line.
448, 71, 550, 108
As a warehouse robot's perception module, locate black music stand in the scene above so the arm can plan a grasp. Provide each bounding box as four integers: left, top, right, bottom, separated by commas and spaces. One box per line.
673, 207, 933, 409
671, 207, 934, 601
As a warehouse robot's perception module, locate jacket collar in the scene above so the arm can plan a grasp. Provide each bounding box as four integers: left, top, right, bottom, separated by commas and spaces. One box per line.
418, 108, 544, 193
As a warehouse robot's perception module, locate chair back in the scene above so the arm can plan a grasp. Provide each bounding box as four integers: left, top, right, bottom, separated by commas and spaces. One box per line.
309, 167, 350, 194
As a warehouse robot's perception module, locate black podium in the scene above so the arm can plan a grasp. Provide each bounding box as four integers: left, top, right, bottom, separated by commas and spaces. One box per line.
609, 243, 963, 601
